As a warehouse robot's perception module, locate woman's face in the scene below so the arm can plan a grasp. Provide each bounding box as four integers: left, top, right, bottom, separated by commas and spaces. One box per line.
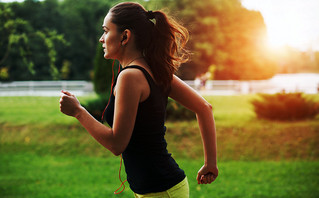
99, 13, 122, 59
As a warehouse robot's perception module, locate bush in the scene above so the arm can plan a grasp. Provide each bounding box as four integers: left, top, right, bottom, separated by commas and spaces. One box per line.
251, 92, 319, 121
166, 98, 196, 120
81, 94, 108, 122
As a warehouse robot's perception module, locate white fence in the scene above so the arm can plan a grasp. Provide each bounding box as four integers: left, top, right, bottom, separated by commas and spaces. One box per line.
0, 73, 318, 96
0, 81, 93, 96
188, 73, 319, 95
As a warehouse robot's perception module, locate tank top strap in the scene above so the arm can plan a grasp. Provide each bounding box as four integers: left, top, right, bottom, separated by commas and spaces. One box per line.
122, 65, 155, 86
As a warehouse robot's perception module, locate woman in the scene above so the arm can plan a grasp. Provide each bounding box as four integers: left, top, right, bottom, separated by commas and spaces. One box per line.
59, 2, 218, 197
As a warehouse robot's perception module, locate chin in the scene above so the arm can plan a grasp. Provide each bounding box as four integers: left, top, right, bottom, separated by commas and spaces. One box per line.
103, 53, 111, 59
104, 53, 117, 61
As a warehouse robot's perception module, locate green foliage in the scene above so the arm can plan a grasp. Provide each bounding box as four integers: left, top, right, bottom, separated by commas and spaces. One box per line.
81, 94, 108, 122
58, 0, 113, 80
0, 67, 9, 80
166, 98, 196, 120
0, 3, 68, 81
60, 60, 71, 79
251, 92, 319, 121
34, 30, 68, 80
146, 0, 277, 80
0, 0, 114, 81
2, 0, 318, 81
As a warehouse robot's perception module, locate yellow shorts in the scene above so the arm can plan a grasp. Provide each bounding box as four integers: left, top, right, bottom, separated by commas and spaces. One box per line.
134, 177, 189, 198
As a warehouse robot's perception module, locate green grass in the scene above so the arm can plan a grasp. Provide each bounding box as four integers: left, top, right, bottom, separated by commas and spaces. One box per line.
208, 95, 257, 125
1, 95, 319, 197
0, 94, 317, 126
0, 96, 75, 125
1, 152, 318, 198
0, 95, 255, 125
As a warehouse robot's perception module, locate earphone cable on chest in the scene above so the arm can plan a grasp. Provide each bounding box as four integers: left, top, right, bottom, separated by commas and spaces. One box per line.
100, 60, 127, 194
101, 59, 121, 122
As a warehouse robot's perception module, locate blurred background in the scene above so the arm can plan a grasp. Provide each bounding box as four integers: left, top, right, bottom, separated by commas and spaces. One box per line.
0, 0, 319, 95
0, 0, 318, 197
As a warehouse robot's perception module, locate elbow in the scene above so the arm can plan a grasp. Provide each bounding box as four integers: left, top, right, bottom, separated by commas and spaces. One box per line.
201, 101, 213, 112
110, 149, 122, 156
107, 131, 130, 156
204, 102, 213, 114
110, 145, 125, 156
196, 102, 213, 116
205, 102, 213, 111
112, 150, 122, 156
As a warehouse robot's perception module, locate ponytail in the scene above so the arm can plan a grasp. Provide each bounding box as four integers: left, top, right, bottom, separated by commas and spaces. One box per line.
145, 10, 189, 91
110, 3, 189, 91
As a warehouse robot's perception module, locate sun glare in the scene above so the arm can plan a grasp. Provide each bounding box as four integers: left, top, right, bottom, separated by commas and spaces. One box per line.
266, 13, 309, 50
242, 0, 319, 51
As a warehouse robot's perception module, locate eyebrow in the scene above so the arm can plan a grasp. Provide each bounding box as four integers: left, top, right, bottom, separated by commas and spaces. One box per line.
102, 26, 109, 30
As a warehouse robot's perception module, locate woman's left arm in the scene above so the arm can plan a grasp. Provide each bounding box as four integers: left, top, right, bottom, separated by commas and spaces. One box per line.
169, 75, 218, 184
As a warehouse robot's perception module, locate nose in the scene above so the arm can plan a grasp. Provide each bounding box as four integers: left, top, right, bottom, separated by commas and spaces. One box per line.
99, 34, 104, 43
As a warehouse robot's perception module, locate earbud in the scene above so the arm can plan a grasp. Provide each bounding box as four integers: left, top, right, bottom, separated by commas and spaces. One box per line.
121, 35, 127, 42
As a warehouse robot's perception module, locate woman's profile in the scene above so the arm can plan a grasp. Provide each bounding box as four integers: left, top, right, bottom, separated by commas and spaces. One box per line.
59, 2, 218, 197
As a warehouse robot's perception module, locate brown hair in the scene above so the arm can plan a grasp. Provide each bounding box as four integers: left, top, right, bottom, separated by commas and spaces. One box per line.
109, 2, 189, 91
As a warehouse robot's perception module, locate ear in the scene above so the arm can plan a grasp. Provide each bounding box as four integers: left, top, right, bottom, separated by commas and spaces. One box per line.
121, 29, 131, 46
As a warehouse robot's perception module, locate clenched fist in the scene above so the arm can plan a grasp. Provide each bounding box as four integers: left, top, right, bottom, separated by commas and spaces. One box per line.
59, 90, 82, 117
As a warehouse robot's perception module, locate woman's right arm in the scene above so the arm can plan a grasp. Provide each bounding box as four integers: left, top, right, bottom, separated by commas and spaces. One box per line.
59, 69, 144, 156
169, 75, 218, 184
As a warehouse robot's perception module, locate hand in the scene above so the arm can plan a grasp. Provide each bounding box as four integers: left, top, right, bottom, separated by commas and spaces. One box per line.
197, 164, 218, 184
59, 90, 82, 117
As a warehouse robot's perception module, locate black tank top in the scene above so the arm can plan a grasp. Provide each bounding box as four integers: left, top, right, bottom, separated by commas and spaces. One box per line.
103, 65, 185, 194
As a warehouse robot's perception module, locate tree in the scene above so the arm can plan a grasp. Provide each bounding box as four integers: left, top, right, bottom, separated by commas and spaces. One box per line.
145, 0, 277, 80
0, 3, 67, 81
59, 0, 114, 80
1, 0, 115, 81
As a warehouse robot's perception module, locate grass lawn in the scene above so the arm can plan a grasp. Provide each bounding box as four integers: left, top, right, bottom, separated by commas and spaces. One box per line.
1, 95, 319, 197
1, 152, 318, 198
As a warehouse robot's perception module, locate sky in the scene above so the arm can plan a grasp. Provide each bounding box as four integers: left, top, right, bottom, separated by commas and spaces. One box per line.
2, 0, 319, 51
241, 0, 319, 51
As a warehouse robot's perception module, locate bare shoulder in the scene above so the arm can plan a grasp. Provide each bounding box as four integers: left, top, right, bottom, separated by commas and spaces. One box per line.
117, 67, 145, 85
115, 67, 149, 98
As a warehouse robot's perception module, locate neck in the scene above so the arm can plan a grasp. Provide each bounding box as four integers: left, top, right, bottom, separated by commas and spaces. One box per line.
120, 53, 144, 68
